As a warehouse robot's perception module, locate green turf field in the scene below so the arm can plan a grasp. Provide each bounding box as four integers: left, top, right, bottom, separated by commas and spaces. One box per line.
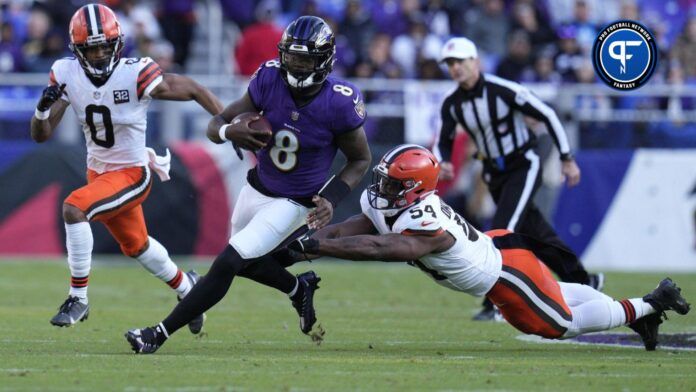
1, 259, 694, 391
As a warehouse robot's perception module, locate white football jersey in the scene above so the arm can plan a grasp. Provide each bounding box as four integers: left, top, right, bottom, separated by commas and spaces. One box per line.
50, 57, 163, 173
360, 191, 502, 296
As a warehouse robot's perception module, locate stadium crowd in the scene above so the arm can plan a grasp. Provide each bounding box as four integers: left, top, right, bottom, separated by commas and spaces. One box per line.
0, 0, 694, 147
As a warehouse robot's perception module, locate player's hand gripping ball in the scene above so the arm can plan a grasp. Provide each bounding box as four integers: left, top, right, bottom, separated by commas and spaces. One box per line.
230, 112, 272, 150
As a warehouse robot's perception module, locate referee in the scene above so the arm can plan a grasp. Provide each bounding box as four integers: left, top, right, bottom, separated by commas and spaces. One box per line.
435, 37, 603, 320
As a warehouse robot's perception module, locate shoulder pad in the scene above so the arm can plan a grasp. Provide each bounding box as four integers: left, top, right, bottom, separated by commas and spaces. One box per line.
393, 197, 444, 237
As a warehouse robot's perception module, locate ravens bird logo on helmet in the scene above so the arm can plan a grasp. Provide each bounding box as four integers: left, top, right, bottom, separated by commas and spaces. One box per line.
277, 16, 336, 91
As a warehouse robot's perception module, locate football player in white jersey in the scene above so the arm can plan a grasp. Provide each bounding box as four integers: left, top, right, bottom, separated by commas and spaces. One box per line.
288, 144, 691, 351
29, 4, 223, 332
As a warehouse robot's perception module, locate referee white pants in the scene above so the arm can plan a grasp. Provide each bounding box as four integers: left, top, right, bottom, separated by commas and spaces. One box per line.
228, 184, 309, 260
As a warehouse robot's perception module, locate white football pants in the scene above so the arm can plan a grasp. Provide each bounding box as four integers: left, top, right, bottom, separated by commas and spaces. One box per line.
228, 184, 309, 260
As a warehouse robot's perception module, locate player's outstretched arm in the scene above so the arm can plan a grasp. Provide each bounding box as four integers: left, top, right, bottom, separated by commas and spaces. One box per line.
293, 231, 453, 262
286, 214, 377, 261
150, 73, 223, 116
30, 84, 69, 143
313, 213, 378, 240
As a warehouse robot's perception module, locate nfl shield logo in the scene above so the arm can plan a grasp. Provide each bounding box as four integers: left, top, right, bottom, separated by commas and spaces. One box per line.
291, 111, 299, 121
93, 91, 101, 99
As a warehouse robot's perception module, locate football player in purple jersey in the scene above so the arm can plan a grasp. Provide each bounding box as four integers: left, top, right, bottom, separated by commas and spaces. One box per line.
125, 16, 371, 354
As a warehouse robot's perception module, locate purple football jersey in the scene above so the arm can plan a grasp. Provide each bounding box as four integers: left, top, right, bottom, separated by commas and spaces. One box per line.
247, 60, 366, 198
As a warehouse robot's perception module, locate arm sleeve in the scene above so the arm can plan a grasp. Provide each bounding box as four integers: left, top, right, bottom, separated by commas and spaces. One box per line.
511, 84, 571, 155
436, 99, 457, 162
137, 57, 163, 100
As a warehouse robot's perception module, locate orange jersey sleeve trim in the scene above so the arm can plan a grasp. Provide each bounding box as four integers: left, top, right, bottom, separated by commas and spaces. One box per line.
137, 62, 162, 99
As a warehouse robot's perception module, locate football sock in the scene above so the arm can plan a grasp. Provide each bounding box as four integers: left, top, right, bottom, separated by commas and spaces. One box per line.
237, 255, 298, 294
560, 282, 657, 338
162, 245, 243, 335
65, 222, 92, 303
621, 298, 656, 322
135, 237, 191, 297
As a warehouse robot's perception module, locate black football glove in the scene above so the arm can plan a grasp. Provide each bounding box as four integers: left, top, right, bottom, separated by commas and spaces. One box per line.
288, 233, 319, 255
37, 83, 66, 112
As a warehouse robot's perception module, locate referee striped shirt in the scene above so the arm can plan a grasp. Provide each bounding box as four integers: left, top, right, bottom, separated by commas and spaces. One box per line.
436, 73, 571, 163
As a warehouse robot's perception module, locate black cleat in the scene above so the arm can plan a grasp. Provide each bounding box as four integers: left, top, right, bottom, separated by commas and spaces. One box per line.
178, 270, 206, 334
643, 278, 691, 315
291, 271, 321, 334
628, 313, 663, 351
50, 296, 89, 327
588, 272, 605, 292
125, 325, 167, 354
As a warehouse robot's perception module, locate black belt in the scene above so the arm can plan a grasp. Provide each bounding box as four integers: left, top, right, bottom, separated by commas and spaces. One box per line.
476, 143, 535, 172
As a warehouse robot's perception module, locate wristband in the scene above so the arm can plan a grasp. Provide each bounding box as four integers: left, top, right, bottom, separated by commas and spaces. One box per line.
34, 108, 51, 120
218, 124, 230, 142
560, 152, 574, 162
318, 175, 351, 207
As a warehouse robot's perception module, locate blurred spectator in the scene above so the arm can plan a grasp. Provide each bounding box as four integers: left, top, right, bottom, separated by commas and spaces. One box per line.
135, 38, 179, 73
24, 28, 68, 72
417, 58, 446, 80
554, 24, 583, 82
32, 0, 78, 39
370, 0, 410, 38
495, 30, 533, 81
511, 1, 557, 55
619, 0, 640, 20
113, 0, 162, 42
0, 22, 24, 72
352, 32, 402, 79
157, 0, 196, 68
338, 0, 375, 62
220, 0, 256, 29
391, 15, 442, 78
671, 16, 696, 79
567, 0, 597, 51
234, 0, 283, 76
111, 0, 162, 59
423, 0, 450, 38
464, 0, 509, 59
21, 8, 52, 72
521, 50, 562, 83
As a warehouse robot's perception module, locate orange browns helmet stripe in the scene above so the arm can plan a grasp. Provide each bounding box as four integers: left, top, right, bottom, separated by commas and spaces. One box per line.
69, 3, 121, 46
368, 144, 441, 214
383, 144, 440, 200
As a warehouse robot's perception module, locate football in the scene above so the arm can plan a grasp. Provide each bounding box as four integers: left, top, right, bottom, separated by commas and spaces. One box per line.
232, 112, 273, 144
